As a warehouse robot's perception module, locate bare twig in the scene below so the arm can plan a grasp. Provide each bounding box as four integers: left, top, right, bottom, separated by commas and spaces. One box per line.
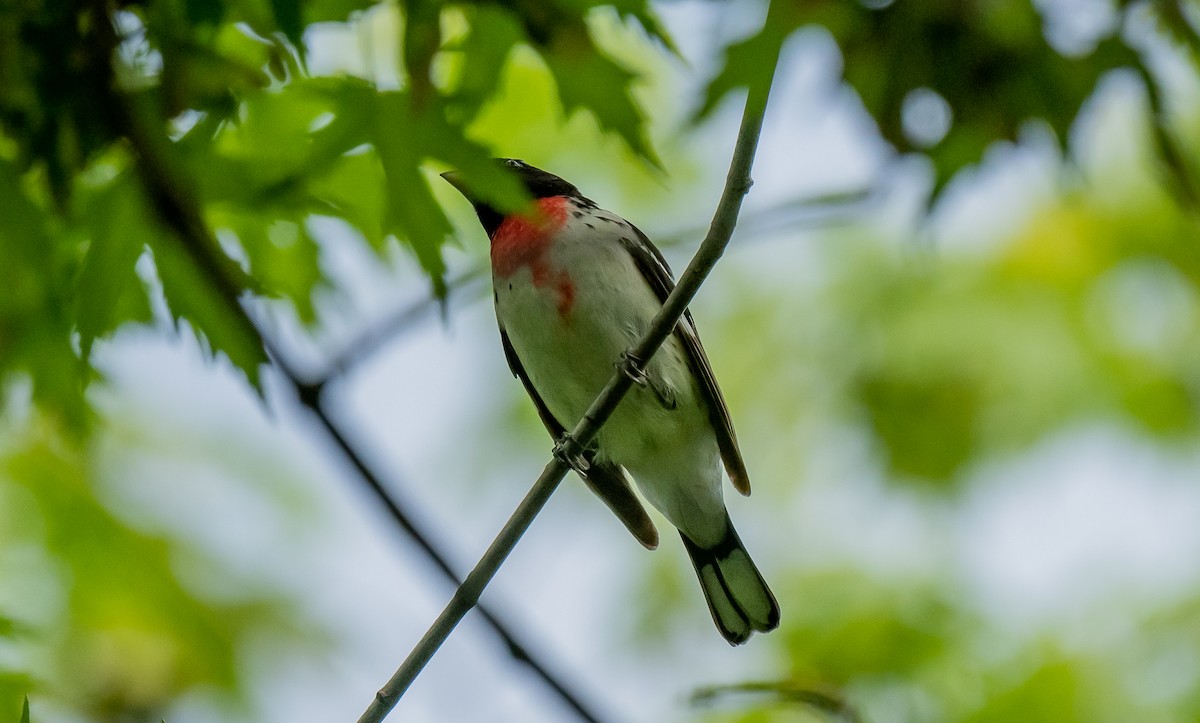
88, 4, 612, 721
313, 266, 488, 384
281, 362, 612, 723
1131, 58, 1200, 214
356, 29, 782, 723
652, 187, 876, 249
692, 681, 864, 723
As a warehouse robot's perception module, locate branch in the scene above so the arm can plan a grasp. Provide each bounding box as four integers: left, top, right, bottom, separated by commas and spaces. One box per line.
356, 39, 782, 723
312, 266, 488, 384
279, 359, 613, 723
653, 187, 877, 249
692, 681, 862, 723
87, 4, 612, 721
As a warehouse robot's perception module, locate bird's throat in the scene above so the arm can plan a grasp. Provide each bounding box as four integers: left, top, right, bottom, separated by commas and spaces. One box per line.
491, 196, 575, 316
490, 196, 569, 278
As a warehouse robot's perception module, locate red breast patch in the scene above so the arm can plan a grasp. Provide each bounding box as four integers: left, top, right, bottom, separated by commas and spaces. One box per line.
491, 196, 575, 316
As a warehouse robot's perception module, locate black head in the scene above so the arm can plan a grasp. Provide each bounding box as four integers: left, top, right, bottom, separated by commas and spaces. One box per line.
496, 158, 583, 199
442, 159, 592, 237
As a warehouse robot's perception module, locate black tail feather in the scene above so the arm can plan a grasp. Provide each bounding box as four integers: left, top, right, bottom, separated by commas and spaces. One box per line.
680, 517, 780, 645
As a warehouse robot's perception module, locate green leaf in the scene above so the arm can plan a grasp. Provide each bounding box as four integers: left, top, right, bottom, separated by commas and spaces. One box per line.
464, 1, 661, 165
303, 0, 375, 24
147, 221, 268, 392
0, 160, 87, 431
269, 0, 305, 47
400, 0, 442, 107
693, 1, 800, 122
0, 614, 26, 639
155, 26, 273, 118
226, 218, 325, 324
75, 174, 154, 363
697, 0, 1159, 202
831, 1, 1142, 197
364, 86, 530, 293
19, 696, 29, 723
0, 673, 34, 723
299, 80, 377, 173
422, 115, 529, 215
446, 6, 523, 124
541, 27, 661, 167
192, 76, 374, 209
306, 149, 387, 249
183, 0, 225, 27
601, 0, 679, 56
373, 92, 455, 296
201, 80, 339, 188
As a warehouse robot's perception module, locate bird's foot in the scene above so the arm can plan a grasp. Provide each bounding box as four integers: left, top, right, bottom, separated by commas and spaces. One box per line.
553, 434, 591, 478
616, 350, 648, 386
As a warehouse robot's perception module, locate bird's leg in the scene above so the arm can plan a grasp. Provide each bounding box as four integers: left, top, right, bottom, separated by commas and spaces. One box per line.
553, 434, 591, 478
617, 349, 648, 386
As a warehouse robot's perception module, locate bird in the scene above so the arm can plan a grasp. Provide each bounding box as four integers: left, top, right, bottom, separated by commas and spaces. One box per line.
442, 159, 779, 645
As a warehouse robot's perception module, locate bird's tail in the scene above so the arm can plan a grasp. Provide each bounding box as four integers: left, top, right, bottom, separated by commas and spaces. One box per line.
680, 515, 780, 645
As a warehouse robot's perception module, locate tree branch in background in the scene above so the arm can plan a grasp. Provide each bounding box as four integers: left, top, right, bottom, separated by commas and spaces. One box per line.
691, 681, 863, 723
312, 266, 488, 385
87, 3, 611, 721
266, 346, 614, 723
652, 187, 877, 250
355, 22, 782, 723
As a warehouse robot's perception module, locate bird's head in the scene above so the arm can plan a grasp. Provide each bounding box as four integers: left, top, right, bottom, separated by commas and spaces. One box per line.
442, 159, 585, 237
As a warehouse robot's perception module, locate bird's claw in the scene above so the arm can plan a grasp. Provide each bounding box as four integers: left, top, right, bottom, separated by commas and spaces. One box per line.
553, 434, 591, 478
617, 350, 648, 386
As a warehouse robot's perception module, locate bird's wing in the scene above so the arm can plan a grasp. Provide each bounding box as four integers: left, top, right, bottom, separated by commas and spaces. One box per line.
498, 320, 660, 549
619, 225, 751, 496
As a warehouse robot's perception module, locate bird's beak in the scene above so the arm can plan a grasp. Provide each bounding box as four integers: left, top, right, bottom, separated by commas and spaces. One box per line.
440, 170, 470, 198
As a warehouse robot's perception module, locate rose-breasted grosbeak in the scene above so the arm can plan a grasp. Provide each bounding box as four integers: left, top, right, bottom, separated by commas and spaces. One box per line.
443, 159, 779, 644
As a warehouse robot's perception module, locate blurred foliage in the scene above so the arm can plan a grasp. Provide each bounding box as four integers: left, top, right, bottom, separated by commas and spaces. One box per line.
4, 0, 1194, 430
714, 161, 1200, 487
690, 570, 1176, 723
701, 0, 1200, 198
0, 0, 671, 418
3, 0, 1200, 720
1, 0, 676, 717
848, 200, 1200, 482
0, 415, 319, 721
641, 33, 1200, 720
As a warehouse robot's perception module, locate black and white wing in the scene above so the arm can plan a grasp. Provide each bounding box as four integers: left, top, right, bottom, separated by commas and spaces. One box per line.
618, 225, 751, 496
498, 322, 660, 549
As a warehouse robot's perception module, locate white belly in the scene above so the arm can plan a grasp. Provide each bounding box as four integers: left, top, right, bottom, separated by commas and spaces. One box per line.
494, 217, 727, 542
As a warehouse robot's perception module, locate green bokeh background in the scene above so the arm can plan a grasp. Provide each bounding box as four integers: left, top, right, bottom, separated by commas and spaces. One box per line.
3, 0, 1200, 720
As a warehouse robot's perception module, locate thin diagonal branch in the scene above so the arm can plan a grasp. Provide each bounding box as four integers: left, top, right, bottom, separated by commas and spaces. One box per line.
88, 5, 612, 721
692, 681, 863, 723
313, 266, 488, 384
356, 37, 782, 723
284, 372, 611, 723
